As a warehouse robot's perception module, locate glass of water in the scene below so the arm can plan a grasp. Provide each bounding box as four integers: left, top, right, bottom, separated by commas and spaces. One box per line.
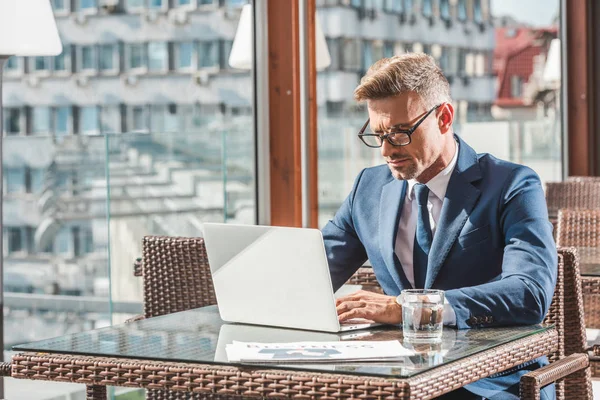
399, 289, 444, 342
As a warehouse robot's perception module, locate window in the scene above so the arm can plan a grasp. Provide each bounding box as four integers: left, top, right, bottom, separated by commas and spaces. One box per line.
148, 42, 168, 71
177, 42, 195, 70
131, 106, 149, 132
79, 0, 97, 10
32, 56, 50, 73
383, 42, 394, 58
473, 0, 482, 23
80, 45, 97, 71
220, 40, 233, 69
3, 57, 21, 76
362, 41, 373, 71
177, 0, 192, 5
439, 46, 450, 72
126, 0, 144, 8
4, 108, 21, 135
440, 0, 450, 20
54, 45, 71, 73
511, 75, 523, 98
325, 39, 340, 70
457, 0, 467, 21
7, 227, 23, 253
52, 0, 69, 12
350, 0, 361, 7
101, 106, 122, 133
199, 41, 219, 68
5, 168, 25, 194
404, 0, 413, 14
149, 0, 165, 8
32, 107, 52, 134
27, 168, 45, 194
55, 106, 72, 136
372, 40, 384, 62
341, 39, 361, 71
80, 106, 100, 134
421, 0, 432, 17
128, 43, 147, 70
99, 44, 118, 72
385, 0, 403, 12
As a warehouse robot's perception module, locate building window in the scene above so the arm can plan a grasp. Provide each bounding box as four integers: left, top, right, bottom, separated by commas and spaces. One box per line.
101, 106, 121, 133
404, 0, 413, 14
177, 42, 195, 70
7, 227, 23, 253
199, 41, 219, 68
372, 40, 384, 62
341, 39, 361, 71
440, 0, 450, 20
362, 41, 373, 71
4, 108, 21, 135
126, 0, 144, 9
385, 0, 403, 13
99, 44, 118, 72
31, 56, 50, 74
26, 168, 45, 194
220, 40, 233, 69
3, 57, 22, 76
457, 0, 467, 21
511, 75, 523, 98
383, 42, 394, 58
79, 0, 97, 10
350, 0, 361, 7
80, 106, 100, 134
52, 0, 69, 12
148, 0, 165, 8
148, 42, 168, 72
5, 168, 25, 194
421, 0, 432, 17
32, 107, 52, 134
177, 0, 193, 6
80, 45, 97, 72
131, 106, 149, 132
54, 45, 71, 73
325, 39, 340, 70
55, 106, 72, 136
198, 0, 215, 4
128, 43, 147, 71
473, 0, 482, 23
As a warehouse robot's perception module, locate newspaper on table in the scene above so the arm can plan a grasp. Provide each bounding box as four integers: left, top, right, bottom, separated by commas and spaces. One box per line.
226, 340, 413, 363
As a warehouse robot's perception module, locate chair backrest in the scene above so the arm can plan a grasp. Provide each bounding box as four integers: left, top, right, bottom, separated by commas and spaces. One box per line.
141, 235, 216, 319
545, 181, 600, 218
556, 208, 600, 248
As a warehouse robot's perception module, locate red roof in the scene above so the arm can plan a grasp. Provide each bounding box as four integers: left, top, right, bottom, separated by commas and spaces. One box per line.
494, 26, 558, 107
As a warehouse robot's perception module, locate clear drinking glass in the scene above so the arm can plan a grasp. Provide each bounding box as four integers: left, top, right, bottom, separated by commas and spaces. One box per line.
399, 289, 445, 342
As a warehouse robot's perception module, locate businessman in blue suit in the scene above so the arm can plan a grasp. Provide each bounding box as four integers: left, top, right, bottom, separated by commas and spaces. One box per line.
325, 53, 557, 400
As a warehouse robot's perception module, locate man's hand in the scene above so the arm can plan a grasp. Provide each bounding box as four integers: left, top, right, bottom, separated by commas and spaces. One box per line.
336, 290, 402, 324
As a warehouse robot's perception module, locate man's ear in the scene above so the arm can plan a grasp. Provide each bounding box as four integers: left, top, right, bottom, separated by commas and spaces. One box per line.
438, 103, 454, 134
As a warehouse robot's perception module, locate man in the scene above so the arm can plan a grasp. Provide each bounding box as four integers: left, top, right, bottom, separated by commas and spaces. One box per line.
323, 53, 557, 399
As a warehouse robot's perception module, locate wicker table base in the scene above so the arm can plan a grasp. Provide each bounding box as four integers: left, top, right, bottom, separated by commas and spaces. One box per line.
12, 329, 557, 400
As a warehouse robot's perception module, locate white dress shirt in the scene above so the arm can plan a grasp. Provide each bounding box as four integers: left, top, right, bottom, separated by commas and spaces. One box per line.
395, 140, 459, 325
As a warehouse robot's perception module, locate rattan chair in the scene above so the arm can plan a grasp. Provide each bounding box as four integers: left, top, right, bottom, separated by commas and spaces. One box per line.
545, 181, 600, 219
556, 208, 600, 377
109, 237, 591, 400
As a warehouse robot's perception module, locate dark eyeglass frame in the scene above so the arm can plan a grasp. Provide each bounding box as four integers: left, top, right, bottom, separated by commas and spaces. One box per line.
357, 104, 442, 148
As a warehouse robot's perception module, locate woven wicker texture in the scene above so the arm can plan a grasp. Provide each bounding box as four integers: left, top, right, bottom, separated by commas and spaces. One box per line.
11, 329, 557, 400
556, 209, 600, 329
545, 181, 600, 217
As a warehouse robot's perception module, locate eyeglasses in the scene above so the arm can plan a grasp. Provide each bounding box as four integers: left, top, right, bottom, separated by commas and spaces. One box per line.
357, 104, 442, 148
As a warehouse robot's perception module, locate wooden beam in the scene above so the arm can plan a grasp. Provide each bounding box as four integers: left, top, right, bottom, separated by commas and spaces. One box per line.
565, 0, 594, 175
267, 0, 302, 226
307, 0, 319, 228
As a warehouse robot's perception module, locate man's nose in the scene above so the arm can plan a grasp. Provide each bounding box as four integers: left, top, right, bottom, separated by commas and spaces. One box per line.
380, 137, 394, 157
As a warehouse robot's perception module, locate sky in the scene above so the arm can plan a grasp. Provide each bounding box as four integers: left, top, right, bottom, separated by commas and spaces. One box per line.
491, 0, 559, 27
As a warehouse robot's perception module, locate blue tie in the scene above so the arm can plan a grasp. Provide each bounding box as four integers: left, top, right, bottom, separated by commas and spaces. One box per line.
413, 183, 433, 289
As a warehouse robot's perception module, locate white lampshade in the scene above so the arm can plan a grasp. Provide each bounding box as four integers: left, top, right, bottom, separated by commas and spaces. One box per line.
0, 0, 62, 56
229, 4, 331, 71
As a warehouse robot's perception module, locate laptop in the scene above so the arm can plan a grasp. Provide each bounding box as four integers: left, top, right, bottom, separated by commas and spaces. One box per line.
202, 223, 379, 333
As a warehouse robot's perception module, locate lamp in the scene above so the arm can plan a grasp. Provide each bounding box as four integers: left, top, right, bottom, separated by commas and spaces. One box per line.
229, 4, 331, 71
0, 0, 62, 386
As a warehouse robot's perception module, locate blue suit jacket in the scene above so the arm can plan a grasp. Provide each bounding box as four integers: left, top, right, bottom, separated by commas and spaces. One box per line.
323, 135, 557, 330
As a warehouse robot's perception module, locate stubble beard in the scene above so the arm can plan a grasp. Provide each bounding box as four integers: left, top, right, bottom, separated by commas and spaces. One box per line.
388, 162, 419, 181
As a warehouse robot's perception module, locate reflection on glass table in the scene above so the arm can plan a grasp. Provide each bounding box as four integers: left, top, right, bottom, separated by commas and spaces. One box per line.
13, 305, 553, 379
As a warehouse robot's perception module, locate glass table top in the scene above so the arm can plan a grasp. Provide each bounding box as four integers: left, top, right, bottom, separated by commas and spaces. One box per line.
13, 305, 552, 378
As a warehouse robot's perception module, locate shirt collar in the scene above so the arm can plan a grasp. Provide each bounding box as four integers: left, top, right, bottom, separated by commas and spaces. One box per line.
407, 140, 459, 201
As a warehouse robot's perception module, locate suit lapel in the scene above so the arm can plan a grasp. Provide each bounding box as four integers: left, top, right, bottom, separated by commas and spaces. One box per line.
425, 136, 482, 289
379, 179, 412, 291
